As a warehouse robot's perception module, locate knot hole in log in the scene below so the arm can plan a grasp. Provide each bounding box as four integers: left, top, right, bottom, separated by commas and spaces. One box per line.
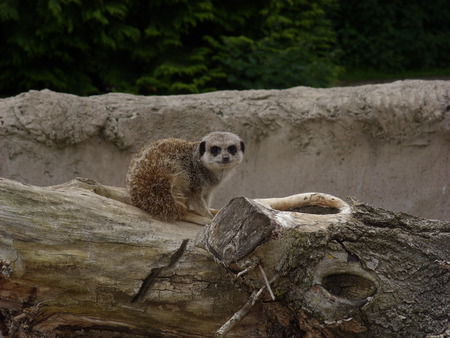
321, 273, 377, 300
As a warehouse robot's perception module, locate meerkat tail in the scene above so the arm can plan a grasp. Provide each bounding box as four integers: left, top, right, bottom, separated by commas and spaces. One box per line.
128, 170, 187, 222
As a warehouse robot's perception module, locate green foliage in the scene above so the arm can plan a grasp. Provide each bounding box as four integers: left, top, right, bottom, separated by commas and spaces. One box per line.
0, 0, 141, 95
1, 0, 447, 96
0, 0, 341, 96
212, 0, 342, 89
334, 0, 450, 73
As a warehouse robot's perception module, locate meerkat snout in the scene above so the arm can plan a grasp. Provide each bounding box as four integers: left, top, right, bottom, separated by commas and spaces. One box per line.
199, 131, 245, 172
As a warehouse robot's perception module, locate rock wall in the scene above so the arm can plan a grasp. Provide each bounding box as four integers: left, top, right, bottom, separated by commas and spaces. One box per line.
1, 80, 449, 220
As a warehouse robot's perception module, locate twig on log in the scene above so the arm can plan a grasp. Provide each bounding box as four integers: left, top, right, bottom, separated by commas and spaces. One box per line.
216, 288, 264, 337
216, 276, 278, 337
258, 264, 275, 301
236, 260, 259, 277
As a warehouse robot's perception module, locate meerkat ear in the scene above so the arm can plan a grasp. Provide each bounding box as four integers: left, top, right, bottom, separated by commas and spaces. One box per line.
240, 141, 245, 153
199, 141, 206, 156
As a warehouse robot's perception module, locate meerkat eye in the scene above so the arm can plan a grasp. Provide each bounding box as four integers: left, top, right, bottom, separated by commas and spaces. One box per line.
210, 146, 221, 156
227, 145, 237, 155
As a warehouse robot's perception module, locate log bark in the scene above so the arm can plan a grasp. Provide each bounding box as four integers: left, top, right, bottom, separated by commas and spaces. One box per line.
0, 177, 448, 337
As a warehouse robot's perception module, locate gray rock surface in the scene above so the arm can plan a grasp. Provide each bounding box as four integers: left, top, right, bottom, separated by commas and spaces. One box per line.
1, 80, 449, 220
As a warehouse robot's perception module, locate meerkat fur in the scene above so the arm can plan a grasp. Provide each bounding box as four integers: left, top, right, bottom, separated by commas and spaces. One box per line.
126, 131, 245, 225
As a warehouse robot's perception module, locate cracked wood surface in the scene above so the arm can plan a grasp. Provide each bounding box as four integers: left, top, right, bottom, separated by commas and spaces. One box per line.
0, 177, 258, 337
198, 196, 449, 337
0, 177, 449, 337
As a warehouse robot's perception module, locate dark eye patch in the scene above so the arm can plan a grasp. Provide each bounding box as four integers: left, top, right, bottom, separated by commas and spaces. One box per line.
227, 145, 237, 155
211, 146, 221, 155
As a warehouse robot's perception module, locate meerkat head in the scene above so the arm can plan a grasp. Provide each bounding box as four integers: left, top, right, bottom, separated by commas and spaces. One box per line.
199, 131, 245, 172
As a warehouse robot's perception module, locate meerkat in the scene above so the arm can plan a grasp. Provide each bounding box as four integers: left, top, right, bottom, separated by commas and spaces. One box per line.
126, 131, 245, 225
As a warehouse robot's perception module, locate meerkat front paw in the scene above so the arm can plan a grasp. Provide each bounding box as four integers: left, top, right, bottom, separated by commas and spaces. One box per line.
180, 213, 213, 226
209, 208, 220, 216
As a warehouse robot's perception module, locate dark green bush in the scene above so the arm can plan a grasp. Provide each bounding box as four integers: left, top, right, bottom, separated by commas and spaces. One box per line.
0, 0, 142, 95
2, 0, 447, 97
0, 0, 341, 96
212, 0, 342, 89
334, 0, 450, 72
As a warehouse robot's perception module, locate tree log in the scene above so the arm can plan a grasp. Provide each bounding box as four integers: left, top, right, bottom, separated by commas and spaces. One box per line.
0, 177, 448, 337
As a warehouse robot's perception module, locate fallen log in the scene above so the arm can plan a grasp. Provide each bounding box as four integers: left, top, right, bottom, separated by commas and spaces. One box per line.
0, 177, 448, 337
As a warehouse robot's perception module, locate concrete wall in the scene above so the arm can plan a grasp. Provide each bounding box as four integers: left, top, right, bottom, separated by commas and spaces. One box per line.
1, 80, 449, 220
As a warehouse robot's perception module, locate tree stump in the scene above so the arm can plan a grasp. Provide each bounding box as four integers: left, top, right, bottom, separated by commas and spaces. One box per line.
0, 177, 448, 337
198, 194, 449, 337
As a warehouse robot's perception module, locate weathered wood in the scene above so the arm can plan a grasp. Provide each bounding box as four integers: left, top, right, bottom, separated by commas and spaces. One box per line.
0, 177, 449, 337
0, 177, 258, 337
198, 194, 450, 337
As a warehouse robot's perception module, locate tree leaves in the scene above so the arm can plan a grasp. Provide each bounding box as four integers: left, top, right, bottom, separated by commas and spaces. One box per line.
1, 0, 447, 96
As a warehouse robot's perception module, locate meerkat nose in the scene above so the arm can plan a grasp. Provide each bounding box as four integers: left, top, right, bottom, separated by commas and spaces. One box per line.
222, 154, 230, 162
